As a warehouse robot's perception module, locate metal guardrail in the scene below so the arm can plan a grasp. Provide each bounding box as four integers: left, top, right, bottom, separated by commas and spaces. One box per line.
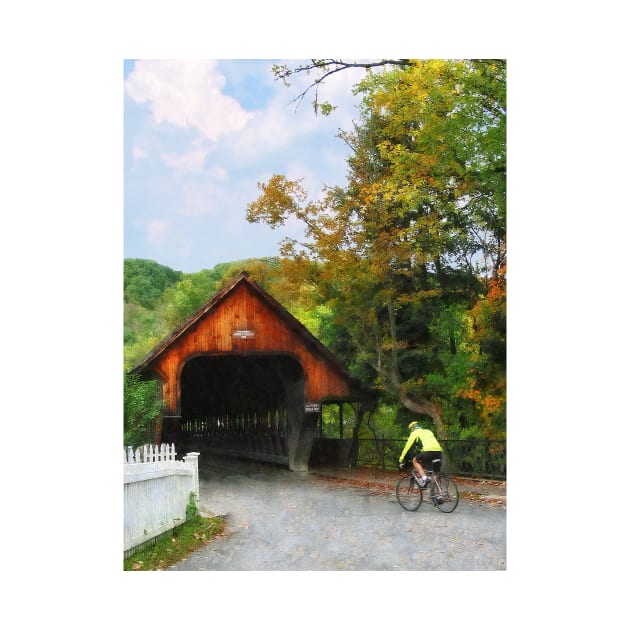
355, 438, 506, 480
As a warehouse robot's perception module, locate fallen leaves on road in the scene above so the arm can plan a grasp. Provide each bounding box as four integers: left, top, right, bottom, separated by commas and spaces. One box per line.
312, 470, 506, 506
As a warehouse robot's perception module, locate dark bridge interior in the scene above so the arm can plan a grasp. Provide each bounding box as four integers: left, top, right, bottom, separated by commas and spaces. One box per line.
177, 354, 305, 462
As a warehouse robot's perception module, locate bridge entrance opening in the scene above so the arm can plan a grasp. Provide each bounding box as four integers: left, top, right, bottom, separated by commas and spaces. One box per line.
176, 354, 307, 468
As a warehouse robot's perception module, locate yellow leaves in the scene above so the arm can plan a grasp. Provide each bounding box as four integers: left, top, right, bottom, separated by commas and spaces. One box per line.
246, 174, 308, 227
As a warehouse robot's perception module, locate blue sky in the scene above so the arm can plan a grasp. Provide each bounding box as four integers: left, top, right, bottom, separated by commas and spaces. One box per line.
124, 60, 370, 273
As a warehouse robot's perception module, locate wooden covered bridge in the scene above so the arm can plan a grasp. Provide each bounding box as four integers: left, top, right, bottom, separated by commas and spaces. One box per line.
131, 272, 370, 471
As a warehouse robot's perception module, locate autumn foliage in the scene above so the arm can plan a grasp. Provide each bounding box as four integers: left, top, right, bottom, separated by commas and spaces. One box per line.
248, 60, 506, 440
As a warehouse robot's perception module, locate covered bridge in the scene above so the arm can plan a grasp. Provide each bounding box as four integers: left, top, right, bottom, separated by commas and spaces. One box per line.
131, 272, 370, 471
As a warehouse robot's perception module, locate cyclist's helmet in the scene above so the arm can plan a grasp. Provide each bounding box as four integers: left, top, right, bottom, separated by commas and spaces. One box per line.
408, 421, 421, 431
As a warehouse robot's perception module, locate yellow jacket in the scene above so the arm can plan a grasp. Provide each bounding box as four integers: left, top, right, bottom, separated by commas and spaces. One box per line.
399, 428, 442, 462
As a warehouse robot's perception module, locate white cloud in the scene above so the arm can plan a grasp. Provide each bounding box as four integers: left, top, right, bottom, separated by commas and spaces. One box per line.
175, 170, 234, 218
220, 62, 364, 167
126, 59, 363, 176
125, 60, 254, 142
225, 105, 300, 161
133, 145, 147, 160
208, 166, 228, 180
146, 219, 169, 245
124, 60, 371, 272
285, 160, 320, 194
160, 147, 208, 174
179, 181, 220, 217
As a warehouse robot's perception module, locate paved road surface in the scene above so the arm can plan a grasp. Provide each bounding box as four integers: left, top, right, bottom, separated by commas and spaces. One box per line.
167, 455, 506, 571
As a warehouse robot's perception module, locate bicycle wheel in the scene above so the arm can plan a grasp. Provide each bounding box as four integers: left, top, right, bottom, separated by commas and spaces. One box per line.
396, 476, 423, 511
430, 474, 459, 513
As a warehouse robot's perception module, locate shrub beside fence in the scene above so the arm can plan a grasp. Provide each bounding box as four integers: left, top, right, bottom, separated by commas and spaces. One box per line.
124, 444, 200, 557
356, 438, 506, 480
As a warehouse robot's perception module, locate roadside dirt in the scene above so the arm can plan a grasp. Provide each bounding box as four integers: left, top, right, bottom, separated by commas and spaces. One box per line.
310, 466, 506, 507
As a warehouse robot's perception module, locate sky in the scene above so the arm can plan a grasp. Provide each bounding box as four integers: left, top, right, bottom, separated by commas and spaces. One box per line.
124, 59, 371, 273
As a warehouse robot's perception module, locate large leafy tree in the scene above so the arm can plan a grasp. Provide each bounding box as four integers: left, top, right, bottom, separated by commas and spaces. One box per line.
247, 59, 506, 438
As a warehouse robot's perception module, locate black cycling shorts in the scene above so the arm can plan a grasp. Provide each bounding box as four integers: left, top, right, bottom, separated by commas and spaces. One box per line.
414, 451, 442, 471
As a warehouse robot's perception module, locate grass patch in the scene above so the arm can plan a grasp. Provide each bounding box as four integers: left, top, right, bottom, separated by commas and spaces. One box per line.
124, 514, 225, 571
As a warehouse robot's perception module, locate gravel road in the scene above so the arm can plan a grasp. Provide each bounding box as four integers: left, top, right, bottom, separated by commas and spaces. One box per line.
166, 455, 506, 571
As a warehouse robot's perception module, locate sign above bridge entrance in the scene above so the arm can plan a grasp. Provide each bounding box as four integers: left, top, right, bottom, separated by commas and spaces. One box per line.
232, 329, 256, 339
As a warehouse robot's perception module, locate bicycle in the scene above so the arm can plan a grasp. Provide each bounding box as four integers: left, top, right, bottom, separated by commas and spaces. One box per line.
395, 458, 459, 513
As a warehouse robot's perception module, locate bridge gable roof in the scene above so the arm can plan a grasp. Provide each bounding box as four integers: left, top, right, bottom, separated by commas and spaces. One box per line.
131, 271, 367, 400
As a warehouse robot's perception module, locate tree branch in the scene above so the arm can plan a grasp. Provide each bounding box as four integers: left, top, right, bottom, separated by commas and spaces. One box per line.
274, 59, 412, 114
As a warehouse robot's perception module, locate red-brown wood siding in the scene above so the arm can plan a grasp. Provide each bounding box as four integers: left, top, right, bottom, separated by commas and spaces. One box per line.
145, 282, 354, 414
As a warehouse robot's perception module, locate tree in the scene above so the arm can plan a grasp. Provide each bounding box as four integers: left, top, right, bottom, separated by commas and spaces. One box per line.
272, 59, 412, 115
158, 271, 217, 331
124, 258, 183, 309
124, 373, 164, 447
124, 259, 183, 370
457, 257, 506, 438
248, 59, 506, 438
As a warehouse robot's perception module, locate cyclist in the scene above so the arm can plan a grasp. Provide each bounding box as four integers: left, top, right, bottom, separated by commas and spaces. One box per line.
398, 421, 442, 487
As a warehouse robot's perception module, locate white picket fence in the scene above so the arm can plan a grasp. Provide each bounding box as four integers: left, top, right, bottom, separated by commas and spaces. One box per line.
124, 444, 200, 556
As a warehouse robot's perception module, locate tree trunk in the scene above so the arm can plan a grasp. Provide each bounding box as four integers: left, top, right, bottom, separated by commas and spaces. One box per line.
398, 392, 446, 441
385, 299, 446, 440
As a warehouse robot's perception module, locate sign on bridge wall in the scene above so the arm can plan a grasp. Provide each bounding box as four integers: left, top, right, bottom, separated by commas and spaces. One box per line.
232, 329, 256, 340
